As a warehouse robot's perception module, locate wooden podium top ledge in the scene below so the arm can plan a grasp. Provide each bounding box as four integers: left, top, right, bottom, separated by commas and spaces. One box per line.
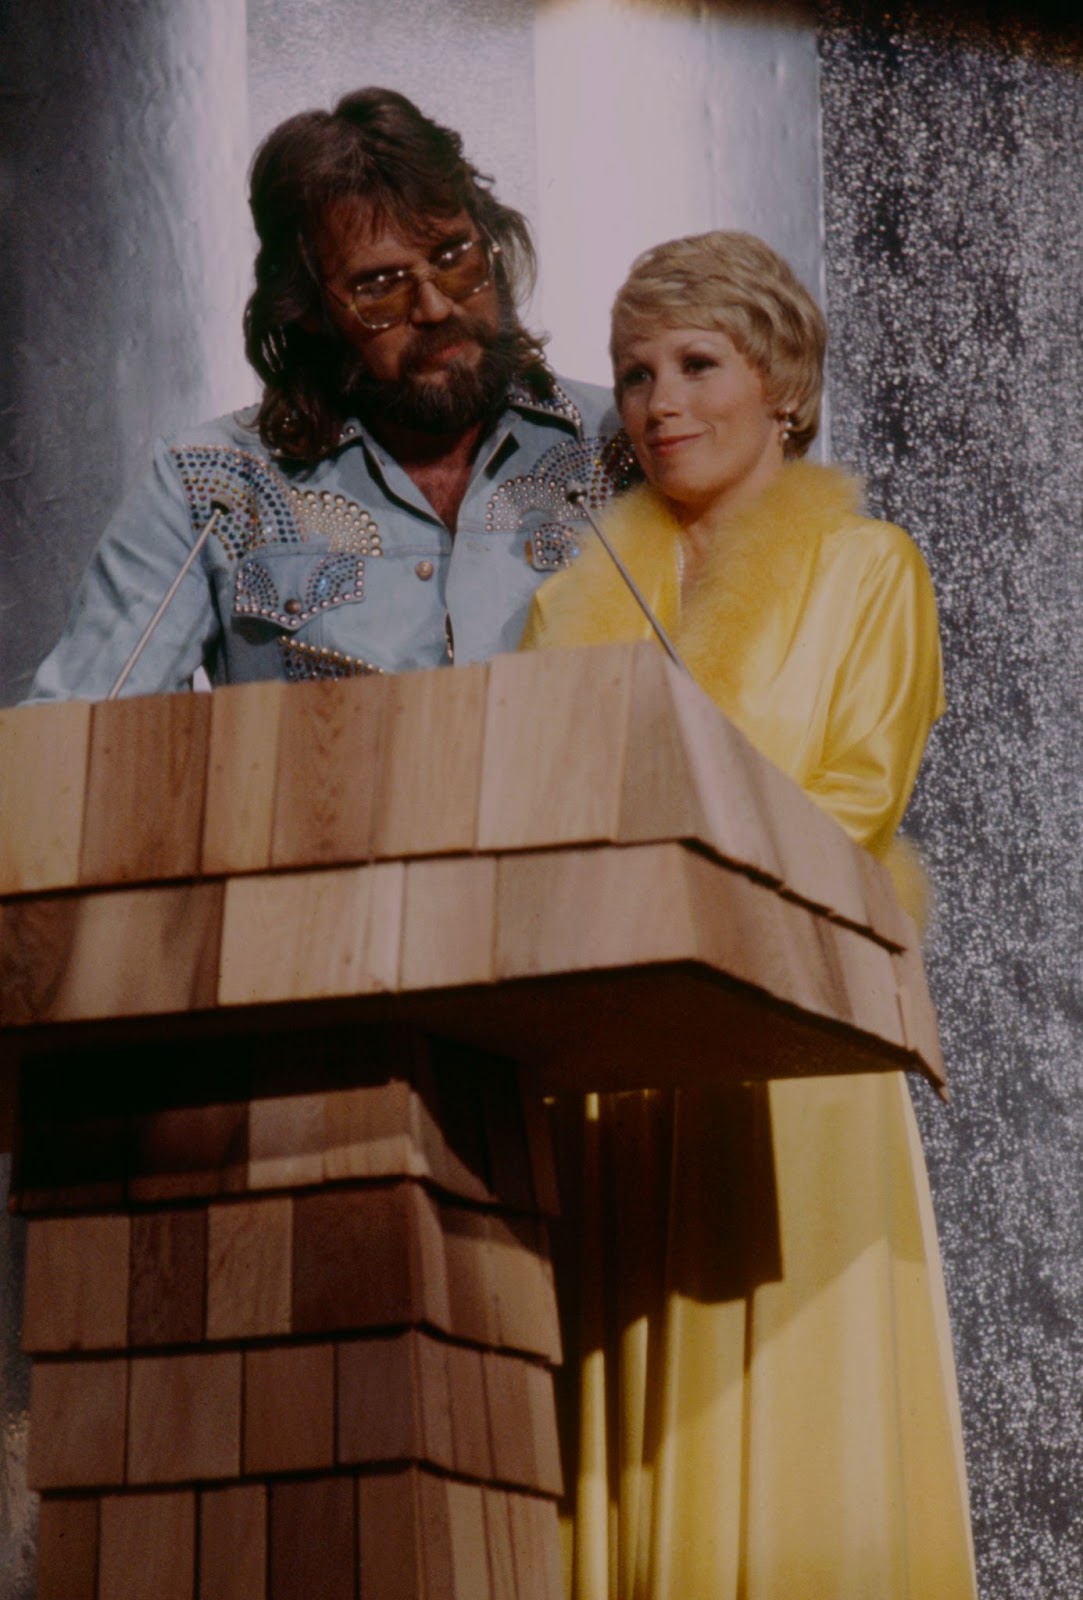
0, 646, 944, 1101
0, 644, 908, 948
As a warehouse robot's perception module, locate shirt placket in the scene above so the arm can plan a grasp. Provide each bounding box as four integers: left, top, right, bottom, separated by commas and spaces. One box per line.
327, 432, 453, 672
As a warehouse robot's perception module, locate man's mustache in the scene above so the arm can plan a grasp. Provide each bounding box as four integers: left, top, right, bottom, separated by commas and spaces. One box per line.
401, 312, 502, 372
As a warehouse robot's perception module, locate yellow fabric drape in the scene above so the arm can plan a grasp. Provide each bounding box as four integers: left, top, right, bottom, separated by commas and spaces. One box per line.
522, 463, 976, 1599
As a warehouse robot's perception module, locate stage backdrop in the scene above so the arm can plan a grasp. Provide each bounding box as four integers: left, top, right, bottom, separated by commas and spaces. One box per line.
0, 1, 1079, 1595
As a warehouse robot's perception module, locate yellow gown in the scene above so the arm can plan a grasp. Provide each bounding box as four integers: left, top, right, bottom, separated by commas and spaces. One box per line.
520, 462, 977, 1600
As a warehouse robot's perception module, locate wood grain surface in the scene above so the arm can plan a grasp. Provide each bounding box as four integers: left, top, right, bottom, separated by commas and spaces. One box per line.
199, 1483, 268, 1600
98, 1491, 196, 1600
80, 693, 210, 886
270, 675, 387, 869
0, 700, 90, 895
23, 1215, 130, 1353
202, 679, 285, 876
477, 644, 634, 850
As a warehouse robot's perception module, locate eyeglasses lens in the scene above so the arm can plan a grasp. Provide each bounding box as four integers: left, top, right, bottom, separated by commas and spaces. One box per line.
433, 239, 492, 300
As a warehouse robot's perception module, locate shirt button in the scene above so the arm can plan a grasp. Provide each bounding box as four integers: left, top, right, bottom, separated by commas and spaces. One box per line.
415, 559, 434, 580
284, 598, 303, 615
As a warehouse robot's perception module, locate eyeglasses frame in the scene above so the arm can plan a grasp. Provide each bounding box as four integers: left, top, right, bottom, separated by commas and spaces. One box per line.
324, 232, 501, 333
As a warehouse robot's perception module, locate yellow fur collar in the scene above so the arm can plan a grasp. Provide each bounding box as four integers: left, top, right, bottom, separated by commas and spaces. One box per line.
531, 460, 937, 915
541, 461, 863, 720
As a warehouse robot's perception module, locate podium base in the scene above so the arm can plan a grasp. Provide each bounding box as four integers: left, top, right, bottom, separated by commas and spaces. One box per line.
15, 1025, 564, 1600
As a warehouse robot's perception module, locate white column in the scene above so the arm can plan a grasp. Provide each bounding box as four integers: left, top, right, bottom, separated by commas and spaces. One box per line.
532, 0, 824, 392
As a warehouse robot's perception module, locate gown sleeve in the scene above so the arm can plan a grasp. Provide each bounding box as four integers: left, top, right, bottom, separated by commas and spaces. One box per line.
803, 521, 945, 859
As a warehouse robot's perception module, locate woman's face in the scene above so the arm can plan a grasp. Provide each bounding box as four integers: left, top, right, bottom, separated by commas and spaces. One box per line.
616, 326, 784, 524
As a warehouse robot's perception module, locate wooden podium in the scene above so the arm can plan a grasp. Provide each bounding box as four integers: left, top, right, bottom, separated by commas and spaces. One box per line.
0, 643, 943, 1600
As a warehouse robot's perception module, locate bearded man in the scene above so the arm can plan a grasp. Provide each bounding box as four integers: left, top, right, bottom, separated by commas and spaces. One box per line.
29, 88, 631, 699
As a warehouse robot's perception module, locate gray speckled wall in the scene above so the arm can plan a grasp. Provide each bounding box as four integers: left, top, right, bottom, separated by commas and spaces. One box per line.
819, 8, 1083, 1595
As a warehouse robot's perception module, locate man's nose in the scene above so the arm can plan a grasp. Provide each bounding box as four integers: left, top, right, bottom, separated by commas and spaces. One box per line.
410, 274, 456, 323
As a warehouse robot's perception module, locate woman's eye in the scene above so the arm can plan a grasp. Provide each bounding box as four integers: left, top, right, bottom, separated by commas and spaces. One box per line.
684, 355, 716, 374
620, 367, 649, 389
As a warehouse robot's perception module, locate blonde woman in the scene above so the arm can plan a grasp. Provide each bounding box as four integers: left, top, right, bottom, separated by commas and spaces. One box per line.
522, 233, 976, 1600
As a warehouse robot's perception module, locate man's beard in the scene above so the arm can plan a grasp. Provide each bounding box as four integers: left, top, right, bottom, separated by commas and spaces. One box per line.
341, 311, 523, 436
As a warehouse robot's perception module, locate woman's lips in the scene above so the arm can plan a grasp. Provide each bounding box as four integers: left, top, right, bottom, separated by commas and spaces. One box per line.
647, 432, 700, 457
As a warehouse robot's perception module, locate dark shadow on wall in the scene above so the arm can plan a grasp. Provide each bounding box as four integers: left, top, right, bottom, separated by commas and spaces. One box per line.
820, 0, 1083, 54
0, 0, 248, 708
542, 0, 1083, 54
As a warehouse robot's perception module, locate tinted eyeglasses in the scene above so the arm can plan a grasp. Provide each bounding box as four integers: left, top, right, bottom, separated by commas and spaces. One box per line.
327, 235, 500, 332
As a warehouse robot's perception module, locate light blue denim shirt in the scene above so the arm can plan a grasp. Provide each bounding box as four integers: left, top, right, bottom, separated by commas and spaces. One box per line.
28, 375, 631, 700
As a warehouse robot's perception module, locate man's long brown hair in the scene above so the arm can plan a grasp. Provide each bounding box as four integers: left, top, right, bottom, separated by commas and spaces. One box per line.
244, 88, 551, 459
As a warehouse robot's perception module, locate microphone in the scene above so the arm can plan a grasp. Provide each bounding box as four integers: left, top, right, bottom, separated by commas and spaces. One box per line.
108, 497, 233, 700
565, 482, 691, 679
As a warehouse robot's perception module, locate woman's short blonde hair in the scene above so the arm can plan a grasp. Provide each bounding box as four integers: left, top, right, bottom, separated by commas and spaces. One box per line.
610, 231, 826, 457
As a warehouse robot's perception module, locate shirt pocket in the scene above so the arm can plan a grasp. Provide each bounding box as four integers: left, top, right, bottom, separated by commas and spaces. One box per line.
231, 548, 366, 632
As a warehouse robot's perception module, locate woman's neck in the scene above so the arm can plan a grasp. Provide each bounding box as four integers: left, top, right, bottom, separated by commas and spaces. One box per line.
673, 451, 788, 590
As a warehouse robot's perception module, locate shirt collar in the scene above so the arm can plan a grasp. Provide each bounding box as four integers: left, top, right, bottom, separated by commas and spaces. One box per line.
504, 377, 586, 441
